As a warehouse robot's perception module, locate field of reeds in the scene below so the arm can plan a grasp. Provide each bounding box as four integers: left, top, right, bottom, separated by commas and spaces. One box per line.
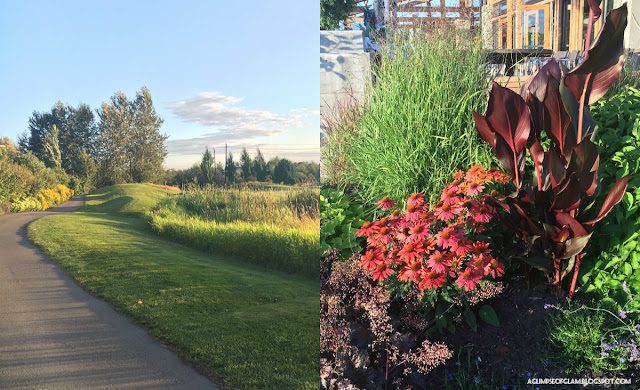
146, 184, 320, 278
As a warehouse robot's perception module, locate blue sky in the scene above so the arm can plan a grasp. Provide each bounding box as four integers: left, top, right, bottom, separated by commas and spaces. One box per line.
0, 1, 319, 169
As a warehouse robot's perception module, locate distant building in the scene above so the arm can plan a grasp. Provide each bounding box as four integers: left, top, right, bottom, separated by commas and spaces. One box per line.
481, 0, 638, 52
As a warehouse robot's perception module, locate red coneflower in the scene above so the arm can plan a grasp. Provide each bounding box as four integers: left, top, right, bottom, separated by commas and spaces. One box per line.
465, 181, 485, 197
486, 258, 505, 278
453, 170, 465, 180
409, 223, 430, 242
441, 186, 462, 205
376, 196, 397, 210
470, 253, 490, 275
361, 249, 382, 270
434, 202, 458, 221
426, 250, 450, 274
465, 165, 485, 181
407, 192, 425, 207
435, 225, 461, 248
372, 226, 393, 245
372, 260, 394, 281
473, 204, 492, 223
398, 242, 424, 263
456, 267, 482, 291
472, 241, 492, 255
398, 259, 423, 283
450, 237, 473, 257
357, 221, 378, 237
419, 269, 447, 290
405, 204, 423, 222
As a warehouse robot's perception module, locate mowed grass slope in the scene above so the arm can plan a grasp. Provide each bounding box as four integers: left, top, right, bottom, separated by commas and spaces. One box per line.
27, 184, 319, 390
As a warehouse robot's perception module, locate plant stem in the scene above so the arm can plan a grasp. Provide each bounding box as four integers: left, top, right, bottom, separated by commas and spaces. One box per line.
569, 254, 581, 298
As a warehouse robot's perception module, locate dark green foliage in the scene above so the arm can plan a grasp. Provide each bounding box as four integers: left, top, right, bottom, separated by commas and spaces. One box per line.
24, 101, 98, 174
129, 87, 167, 183
240, 147, 253, 181
320, 0, 355, 30
96, 87, 167, 186
580, 87, 640, 306
254, 148, 267, 182
200, 147, 215, 184
273, 158, 295, 185
225, 152, 236, 184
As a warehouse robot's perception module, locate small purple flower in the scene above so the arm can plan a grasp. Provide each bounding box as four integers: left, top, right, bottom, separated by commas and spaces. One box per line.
448, 373, 453, 380
622, 340, 627, 344
601, 352, 610, 357
623, 281, 628, 292
477, 356, 482, 362
620, 309, 627, 319
620, 358, 625, 363
604, 343, 612, 350
613, 341, 619, 348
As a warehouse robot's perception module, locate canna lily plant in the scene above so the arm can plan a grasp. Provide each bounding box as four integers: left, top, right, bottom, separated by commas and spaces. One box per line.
472, 2, 630, 298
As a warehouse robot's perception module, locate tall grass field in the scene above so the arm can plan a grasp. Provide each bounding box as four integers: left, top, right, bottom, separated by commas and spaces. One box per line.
147, 184, 320, 278
28, 184, 318, 390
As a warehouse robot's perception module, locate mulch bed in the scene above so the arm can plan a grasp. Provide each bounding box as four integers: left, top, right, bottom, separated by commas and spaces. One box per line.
425, 278, 639, 389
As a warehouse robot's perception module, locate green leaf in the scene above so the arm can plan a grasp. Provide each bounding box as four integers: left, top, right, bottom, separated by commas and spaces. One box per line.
464, 308, 478, 332
623, 263, 633, 276
479, 305, 499, 327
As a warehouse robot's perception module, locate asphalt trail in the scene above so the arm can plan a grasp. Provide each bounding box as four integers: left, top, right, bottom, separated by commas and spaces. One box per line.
0, 197, 219, 390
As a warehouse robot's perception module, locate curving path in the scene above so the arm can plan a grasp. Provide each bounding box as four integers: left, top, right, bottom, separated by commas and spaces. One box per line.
0, 197, 219, 390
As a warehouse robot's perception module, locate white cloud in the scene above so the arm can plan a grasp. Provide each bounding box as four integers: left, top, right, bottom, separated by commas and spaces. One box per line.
166, 92, 300, 130
163, 92, 318, 167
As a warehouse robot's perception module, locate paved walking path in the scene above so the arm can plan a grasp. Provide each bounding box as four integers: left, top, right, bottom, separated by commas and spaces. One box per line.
0, 198, 219, 390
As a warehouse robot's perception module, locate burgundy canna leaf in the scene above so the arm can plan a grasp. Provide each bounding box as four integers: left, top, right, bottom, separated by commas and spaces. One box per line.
548, 146, 565, 188
561, 233, 593, 259
564, 4, 628, 105
529, 139, 545, 190
543, 77, 574, 155
555, 212, 589, 236
551, 174, 582, 211
473, 111, 496, 149
559, 79, 598, 141
587, 0, 602, 25
519, 60, 562, 101
564, 139, 600, 196
487, 83, 531, 154
584, 176, 630, 227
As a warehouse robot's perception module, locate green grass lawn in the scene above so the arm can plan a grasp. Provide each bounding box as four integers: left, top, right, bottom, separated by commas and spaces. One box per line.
27, 184, 319, 390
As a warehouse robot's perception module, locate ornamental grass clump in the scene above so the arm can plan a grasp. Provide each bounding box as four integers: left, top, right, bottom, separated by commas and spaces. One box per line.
321, 21, 495, 205
472, 3, 630, 297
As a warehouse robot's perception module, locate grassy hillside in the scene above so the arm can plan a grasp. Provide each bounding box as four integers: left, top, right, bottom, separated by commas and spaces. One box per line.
28, 184, 318, 390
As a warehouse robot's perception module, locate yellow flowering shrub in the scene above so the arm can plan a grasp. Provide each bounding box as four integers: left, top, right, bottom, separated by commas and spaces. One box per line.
9, 184, 73, 213
37, 193, 49, 210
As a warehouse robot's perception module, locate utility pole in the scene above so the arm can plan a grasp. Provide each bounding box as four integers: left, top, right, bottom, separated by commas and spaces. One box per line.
224, 143, 227, 187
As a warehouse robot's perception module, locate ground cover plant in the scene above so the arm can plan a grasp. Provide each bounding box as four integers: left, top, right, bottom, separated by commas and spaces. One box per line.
321, 22, 495, 205
147, 185, 319, 278
28, 183, 318, 390
579, 86, 640, 308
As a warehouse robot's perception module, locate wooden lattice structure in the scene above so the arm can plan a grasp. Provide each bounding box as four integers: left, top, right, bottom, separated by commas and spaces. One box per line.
485, 0, 614, 51
345, 0, 482, 30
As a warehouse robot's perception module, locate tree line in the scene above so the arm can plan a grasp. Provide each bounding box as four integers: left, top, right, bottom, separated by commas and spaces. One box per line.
17, 86, 167, 190
165, 147, 320, 188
